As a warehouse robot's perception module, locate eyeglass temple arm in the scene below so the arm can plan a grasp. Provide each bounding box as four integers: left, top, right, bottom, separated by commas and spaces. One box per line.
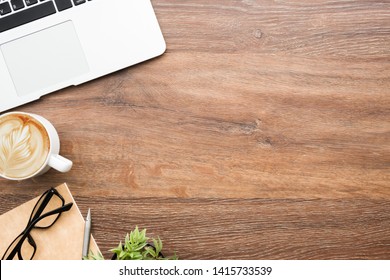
30, 188, 62, 223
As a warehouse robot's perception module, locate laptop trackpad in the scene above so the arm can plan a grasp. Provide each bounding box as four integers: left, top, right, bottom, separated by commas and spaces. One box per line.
1, 21, 89, 97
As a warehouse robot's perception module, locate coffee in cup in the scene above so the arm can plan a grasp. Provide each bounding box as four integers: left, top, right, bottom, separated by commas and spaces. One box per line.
0, 112, 72, 180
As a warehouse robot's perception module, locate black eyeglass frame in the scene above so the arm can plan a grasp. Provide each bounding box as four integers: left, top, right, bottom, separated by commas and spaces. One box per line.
1, 188, 73, 260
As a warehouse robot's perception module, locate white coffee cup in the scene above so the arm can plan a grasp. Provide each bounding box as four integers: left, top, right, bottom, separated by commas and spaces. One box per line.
0, 112, 72, 180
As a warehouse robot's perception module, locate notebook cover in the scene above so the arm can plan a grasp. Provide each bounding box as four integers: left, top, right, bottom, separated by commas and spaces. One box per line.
0, 183, 100, 260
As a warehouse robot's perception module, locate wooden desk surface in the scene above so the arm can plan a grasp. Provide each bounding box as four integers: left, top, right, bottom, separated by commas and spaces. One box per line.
0, 0, 389, 259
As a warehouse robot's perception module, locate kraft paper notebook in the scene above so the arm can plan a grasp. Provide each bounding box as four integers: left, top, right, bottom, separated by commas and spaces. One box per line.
0, 183, 100, 260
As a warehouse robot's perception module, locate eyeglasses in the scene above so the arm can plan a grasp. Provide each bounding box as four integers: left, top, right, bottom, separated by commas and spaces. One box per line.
1, 188, 73, 260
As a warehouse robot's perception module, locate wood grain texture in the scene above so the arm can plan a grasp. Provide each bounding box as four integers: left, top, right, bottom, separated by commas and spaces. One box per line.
0, 0, 389, 259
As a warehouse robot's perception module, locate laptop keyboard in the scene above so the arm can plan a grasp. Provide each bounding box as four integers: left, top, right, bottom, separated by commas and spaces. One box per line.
0, 0, 91, 33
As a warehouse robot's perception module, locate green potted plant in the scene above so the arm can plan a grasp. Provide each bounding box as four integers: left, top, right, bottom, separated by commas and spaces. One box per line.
85, 226, 177, 260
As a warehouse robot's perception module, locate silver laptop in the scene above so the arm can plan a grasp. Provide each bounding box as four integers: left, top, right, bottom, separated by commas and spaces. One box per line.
0, 0, 166, 112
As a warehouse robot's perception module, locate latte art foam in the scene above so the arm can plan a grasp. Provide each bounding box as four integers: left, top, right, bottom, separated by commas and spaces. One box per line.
0, 114, 50, 179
